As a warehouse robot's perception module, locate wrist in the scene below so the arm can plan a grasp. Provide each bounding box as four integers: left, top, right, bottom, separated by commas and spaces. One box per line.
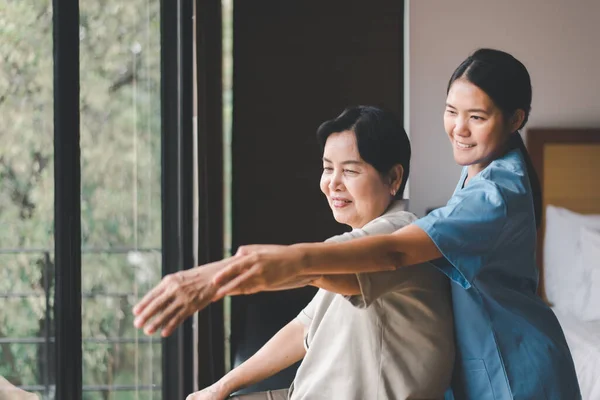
216, 375, 236, 397
293, 243, 315, 275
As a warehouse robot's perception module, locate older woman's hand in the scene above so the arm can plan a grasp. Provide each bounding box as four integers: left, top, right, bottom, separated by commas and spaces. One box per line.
212, 244, 310, 299
132, 258, 231, 337
185, 382, 229, 400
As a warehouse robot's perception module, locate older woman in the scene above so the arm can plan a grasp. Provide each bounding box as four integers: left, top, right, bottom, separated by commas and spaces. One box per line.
172, 106, 453, 400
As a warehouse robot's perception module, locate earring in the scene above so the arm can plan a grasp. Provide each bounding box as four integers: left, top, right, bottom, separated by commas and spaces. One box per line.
391, 189, 397, 196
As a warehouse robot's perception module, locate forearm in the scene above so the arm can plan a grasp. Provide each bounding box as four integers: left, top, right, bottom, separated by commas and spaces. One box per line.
311, 274, 360, 295
296, 225, 441, 275
264, 275, 322, 291
217, 319, 306, 395
295, 235, 398, 275
264, 274, 361, 295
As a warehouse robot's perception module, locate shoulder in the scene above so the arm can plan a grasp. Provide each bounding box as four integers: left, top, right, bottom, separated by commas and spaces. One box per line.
417, 177, 507, 235
482, 149, 530, 198
450, 177, 507, 213
325, 202, 414, 243
362, 202, 416, 233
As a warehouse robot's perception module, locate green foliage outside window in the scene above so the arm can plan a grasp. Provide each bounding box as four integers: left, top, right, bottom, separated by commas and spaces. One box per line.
1, 0, 163, 398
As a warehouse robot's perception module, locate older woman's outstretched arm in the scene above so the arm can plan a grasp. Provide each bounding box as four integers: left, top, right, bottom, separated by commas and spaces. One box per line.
132, 224, 442, 336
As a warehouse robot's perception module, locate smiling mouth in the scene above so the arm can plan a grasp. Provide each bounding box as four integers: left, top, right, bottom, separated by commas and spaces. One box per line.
332, 199, 352, 208
455, 141, 475, 149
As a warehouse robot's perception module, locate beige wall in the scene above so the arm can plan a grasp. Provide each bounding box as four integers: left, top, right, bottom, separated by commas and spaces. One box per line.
408, 0, 600, 216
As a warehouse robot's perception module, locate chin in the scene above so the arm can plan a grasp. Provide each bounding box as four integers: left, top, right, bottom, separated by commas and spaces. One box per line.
453, 156, 469, 166
453, 153, 475, 166
332, 213, 346, 225
332, 213, 353, 227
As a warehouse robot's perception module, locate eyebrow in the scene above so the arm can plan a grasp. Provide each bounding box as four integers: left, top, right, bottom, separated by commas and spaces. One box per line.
445, 103, 490, 114
322, 157, 363, 165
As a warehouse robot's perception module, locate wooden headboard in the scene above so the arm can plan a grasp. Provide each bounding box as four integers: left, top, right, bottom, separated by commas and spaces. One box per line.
527, 128, 600, 302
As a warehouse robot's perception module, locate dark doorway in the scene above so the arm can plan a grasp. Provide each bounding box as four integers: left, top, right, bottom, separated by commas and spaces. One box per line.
231, 0, 404, 392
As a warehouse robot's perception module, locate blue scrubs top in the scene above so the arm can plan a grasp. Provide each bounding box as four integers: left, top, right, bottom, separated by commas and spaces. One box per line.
414, 149, 581, 400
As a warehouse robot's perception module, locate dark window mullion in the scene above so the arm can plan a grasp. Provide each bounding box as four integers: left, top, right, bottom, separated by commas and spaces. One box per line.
53, 0, 82, 398
195, 0, 226, 388
161, 0, 195, 397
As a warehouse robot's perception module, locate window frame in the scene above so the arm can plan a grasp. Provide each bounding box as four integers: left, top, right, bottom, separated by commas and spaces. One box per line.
52, 0, 198, 397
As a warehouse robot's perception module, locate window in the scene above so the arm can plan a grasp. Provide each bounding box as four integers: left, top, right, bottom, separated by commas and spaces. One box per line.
79, 0, 162, 396
1, 0, 55, 397
0, 0, 197, 398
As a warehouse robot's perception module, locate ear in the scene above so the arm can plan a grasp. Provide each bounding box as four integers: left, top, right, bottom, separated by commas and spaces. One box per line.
510, 109, 526, 132
387, 164, 404, 196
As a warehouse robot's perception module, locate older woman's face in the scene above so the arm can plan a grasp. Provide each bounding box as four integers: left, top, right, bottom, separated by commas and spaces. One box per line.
320, 131, 394, 229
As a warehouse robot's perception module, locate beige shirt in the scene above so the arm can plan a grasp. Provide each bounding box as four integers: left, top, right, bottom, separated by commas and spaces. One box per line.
289, 201, 454, 400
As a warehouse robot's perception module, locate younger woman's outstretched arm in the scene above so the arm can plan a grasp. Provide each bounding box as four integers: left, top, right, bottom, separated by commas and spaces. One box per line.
213, 224, 442, 297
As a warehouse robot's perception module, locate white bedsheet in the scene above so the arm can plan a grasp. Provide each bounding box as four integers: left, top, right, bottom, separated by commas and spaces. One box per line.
553, 308, 600, 400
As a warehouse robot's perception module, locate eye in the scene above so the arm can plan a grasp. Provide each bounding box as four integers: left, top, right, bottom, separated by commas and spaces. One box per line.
445, 109, 457, 115
322, 166, 333, 173
471, 115, 486, 121
343, 169, 358, 175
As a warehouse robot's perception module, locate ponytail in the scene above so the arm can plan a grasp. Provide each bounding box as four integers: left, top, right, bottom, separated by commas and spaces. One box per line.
509, 133, 542, 228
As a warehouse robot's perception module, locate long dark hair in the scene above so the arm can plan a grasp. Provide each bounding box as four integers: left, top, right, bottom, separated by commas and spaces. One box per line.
448, 49, 542, 228
316, 106, 411, 199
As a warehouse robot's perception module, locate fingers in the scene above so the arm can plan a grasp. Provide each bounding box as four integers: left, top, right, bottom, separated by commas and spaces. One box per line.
214, 268, 261, 299
133, 273, 182, 331
235, 244, 285, 257
132, 281, 165, 316
235, 245, 250, 256
144, 299, 182, 336
161, 309, 188, 337
212, 254, 255, 286
133, 289, 172, 333
235, 245, 266, 256
161, 286, 215, 336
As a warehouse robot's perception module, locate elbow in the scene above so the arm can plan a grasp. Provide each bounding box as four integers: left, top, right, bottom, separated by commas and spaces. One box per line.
379, 238, 403, 270
386, 251, 404, 269
378, 232, 417, 269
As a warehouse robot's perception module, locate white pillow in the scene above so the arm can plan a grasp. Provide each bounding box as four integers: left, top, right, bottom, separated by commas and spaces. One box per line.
543, 205, 600, 314
573, 227, 600, 321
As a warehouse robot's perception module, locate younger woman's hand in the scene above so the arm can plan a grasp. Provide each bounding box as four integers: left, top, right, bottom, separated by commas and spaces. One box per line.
212, 244, 309, 298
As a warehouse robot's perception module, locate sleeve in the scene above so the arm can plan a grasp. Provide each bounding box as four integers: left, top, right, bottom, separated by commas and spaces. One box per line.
413, 178, 507, 289
295, 289, 325, 327
326, 213, 416, 308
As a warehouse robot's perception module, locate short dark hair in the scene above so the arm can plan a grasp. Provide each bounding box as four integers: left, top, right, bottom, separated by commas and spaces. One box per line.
316, 106, 410, 199
448, 48, 542, 227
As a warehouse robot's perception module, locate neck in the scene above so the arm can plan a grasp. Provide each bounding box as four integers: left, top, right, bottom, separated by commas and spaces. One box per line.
466, 163, 487, 184
466, 137, 515, 183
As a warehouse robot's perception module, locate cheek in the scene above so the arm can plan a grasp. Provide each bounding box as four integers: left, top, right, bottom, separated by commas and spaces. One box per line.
319, 175, 329, 195
443, 117, 453, 136
478, 125, 505, 149
351, 181, 384, 210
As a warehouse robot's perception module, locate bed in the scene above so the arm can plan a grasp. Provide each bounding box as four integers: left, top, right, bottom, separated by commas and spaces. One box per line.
527, 128, 600, 400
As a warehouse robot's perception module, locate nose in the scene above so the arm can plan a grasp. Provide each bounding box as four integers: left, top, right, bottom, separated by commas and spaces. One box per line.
453, 116, 470, 138
328, 170, 344, 192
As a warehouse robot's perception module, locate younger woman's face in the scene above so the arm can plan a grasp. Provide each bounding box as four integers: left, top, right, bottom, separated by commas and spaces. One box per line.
444, 79, 511, 177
